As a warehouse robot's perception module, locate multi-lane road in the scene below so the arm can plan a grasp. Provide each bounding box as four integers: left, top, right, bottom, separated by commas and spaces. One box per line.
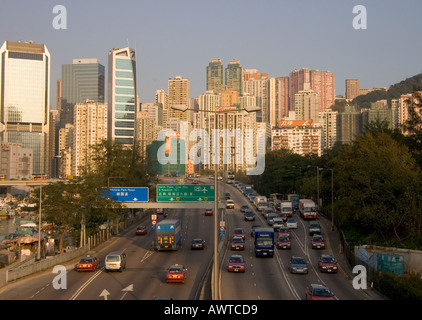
0, 178, 382, 300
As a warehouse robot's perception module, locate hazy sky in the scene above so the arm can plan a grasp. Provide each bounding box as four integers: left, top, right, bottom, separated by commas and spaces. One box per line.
1, 0, 421, 107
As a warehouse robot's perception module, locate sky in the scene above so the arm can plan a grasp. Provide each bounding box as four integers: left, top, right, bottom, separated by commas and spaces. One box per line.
1, 0, 421, 108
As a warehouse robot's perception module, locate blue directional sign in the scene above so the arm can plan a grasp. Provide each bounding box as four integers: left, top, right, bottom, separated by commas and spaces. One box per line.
106, 187, 149, 202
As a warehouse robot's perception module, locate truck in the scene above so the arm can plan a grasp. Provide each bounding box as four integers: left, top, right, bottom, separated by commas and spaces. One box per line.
298, 199, 317, 220
254, 196, 268, 212
288, 194, 300, 211
254, 227, 275, 257
280, 201, 293, 217
155, 219, 181, 251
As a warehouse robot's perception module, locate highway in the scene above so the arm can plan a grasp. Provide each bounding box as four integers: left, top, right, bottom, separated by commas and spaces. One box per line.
0, 177, 382, 300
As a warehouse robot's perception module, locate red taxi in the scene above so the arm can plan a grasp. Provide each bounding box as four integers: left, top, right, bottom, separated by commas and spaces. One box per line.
278, 226, 290, 238
318, 254, 338, 273
227, 255, 245, 273
135, 225, 147, 235
231, 236, 245, 251
305, 284, 335, 300
276, 235, 291, 249
76, 256, 99, 272
204, 208, 213, 216
311, 235, 326, 249
166, 264, 187, 283
233, 228, 245, 240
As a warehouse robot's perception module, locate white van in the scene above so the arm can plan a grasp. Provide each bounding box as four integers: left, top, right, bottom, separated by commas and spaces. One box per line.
105, 251, 127, 272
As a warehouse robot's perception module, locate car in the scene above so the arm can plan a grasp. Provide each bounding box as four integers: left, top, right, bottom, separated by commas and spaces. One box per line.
249, 195, 255, 203
244, 210, 255, 221
166, 264, 187, 283
309, 221, 321, 235
225, 192, 231, 199
318, 254, 338, 273
240, 205, 250, 213
278, 212, 288, 222
192, 179, 199, 184
276, 236, 291, 249
288, 256, 308, 274
305, 284, 335, 300
311, 234, 326, 249
105, 251, 127, 272
191, 238, 205, 250
233, 227, 245, 240
267, 213, 277, 226
264, 208, 275, 218
251, 225, 260, 237
286, 218, 298, 229
156, 208, 164, 215
278, 226, 290, 238
227, 255, 245, 273
76, 256, 99, 272
135, 225, 147, 235
226, 199, 235, 209
272, 217, 285, 231
231, 236, 245, 250
204, 208, 213, 216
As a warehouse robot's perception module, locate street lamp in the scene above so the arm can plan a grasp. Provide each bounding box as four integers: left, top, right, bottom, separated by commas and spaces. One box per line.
170, 104, 260, 300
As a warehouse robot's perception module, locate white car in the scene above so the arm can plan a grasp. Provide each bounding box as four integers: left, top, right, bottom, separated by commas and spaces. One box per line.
286, 218, 298, 229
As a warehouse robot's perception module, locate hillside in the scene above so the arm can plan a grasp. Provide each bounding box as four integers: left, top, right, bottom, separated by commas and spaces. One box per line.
352, 73, 422, 109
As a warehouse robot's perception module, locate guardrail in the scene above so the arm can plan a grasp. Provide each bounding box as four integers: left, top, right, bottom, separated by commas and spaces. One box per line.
6, 245, 89, 282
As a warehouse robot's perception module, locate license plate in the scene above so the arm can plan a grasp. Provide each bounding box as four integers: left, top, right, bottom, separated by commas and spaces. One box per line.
110, 264, 115, 267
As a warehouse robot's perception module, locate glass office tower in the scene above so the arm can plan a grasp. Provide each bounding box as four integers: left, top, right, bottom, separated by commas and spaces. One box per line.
0, 40, 50, 175
60, 59, 105, 128
108, 47, 137, 147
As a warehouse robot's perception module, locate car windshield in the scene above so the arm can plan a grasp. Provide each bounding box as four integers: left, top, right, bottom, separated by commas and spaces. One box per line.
234, 229, 244, 234
106, 255, 120, 262
313, 288, 332, 297
192, 239, 202, 243
229, 256, 243, 263
313, 236, 324, 241
322, 256, 336, 263
168, 267, 183, 273
292, 258, 305, 264
80, 257, 94, 263
232, 237, 243, 243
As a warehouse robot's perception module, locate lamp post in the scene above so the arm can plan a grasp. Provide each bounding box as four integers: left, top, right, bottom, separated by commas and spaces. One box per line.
37, 183, 42, 260
171, 104, 260, 300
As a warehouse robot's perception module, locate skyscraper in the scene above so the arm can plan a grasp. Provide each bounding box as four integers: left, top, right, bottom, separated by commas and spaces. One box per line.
108, 47, 137, 146
0, 40, 50, 175
206, 59, 224, 94
225, 60, 242, 96
167, 76, 190, 124
290, 68, 335, 112
60, 59, 105, 128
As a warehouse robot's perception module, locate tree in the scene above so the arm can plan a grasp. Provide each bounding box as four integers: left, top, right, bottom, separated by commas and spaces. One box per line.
39, 178, 122, 252
332, 132, 422, 245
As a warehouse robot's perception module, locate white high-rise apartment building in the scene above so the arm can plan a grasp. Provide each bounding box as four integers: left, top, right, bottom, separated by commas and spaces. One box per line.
72, 100, 108, 176
0, 40, 50, 175
294, 84, 320, 123
167, 76, 190, 125
108, 47, 137, 147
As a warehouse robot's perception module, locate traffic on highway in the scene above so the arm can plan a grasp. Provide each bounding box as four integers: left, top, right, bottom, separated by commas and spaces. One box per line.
0, 175, 382, 301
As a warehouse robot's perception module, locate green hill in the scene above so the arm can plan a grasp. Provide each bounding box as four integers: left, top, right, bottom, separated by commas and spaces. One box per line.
352, 73, 422, 109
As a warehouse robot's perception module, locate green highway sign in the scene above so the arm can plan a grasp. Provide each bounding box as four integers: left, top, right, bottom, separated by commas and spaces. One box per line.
157, 184, 215, 202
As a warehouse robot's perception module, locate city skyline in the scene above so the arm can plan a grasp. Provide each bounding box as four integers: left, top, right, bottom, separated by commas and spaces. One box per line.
1, 0, 421, 106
